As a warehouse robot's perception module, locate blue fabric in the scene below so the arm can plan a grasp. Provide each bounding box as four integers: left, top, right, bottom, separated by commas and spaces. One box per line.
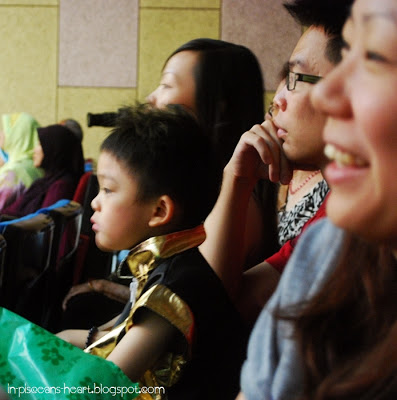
117, 249, 129, 264
0, 149, 8, 163
36, 198, 70, 214
0, 199, 70, 233
0, 212, 38, 232
240, 218, 346, 400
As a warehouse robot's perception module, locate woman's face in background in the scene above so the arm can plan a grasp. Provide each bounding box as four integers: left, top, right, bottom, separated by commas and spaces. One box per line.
147, 50, 198, 114
312, 0, 397, 247
33, 143, 44, 167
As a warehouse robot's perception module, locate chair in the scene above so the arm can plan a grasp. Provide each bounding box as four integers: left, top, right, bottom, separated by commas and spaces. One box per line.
71, 173, 113, 285
38, 200, 83, 332
0, 213, 55, 325
73, 171, 92, 206
0, 234, 6, 296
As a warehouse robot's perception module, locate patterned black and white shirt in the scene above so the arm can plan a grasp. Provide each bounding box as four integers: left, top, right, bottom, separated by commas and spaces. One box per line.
277, 180, 329, 246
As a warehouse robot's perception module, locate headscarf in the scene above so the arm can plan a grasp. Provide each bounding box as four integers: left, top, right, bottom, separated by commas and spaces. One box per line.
0, 112, 43, 187
38, 124, 84, 180
2, 124, 85, 216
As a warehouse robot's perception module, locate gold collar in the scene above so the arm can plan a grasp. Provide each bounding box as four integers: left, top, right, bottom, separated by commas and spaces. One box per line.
116, 224, 206, 299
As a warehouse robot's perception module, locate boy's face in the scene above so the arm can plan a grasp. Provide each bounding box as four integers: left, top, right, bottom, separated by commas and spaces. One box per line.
91, 151, 155, 251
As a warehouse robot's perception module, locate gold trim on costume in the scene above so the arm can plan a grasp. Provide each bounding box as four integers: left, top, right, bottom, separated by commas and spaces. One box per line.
117, 225, 205, 299
126, 284, 194, 344
85, 225, 205, 398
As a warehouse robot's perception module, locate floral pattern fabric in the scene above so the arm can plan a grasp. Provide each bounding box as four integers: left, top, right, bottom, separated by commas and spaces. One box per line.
0, 307, 139, 400
278, 180, 329, 246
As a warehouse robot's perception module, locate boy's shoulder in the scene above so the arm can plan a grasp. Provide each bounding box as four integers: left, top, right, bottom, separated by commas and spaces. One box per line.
145, 247, 236, 312
149, 247, 216, 288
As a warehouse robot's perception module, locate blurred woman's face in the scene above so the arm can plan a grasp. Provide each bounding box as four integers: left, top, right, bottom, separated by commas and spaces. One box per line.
312, 0, 397, 247
33, 143, 44, 167
147, 50, 198, 113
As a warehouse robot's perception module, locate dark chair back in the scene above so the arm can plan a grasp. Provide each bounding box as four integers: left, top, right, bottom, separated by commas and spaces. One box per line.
0, 213, 55, 325
73, 171, 93, 206
39, 201, 82, 331
71, 174, 113, 285
0, 234, 6, 300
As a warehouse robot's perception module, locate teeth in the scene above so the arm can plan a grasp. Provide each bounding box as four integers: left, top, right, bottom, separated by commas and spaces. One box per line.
324, 143, 336, 159
324, 144, 366, 167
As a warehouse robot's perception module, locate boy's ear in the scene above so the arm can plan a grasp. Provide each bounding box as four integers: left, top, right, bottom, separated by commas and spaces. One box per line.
148, 195, 175, 227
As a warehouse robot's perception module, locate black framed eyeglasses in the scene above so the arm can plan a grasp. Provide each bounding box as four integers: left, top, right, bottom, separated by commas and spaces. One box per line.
287, 71, 322, 91
268, 102, 275, 117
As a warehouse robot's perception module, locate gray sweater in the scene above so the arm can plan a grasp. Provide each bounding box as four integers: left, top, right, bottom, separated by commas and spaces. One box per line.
240, 218, 346, 400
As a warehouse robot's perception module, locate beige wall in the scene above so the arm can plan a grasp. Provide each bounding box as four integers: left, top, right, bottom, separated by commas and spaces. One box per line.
0, 0, 301, 162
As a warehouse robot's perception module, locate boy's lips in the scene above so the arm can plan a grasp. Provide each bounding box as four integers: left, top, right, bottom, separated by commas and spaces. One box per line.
90, 217, 99, 231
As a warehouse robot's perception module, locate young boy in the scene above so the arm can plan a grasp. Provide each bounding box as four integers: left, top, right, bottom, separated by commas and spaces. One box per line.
57, 103, 247, 399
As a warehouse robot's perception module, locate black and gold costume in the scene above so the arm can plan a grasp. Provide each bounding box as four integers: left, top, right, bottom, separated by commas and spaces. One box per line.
86, 225, 248, 399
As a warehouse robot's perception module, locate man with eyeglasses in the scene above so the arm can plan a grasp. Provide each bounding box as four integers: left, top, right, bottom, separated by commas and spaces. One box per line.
200, 0, 353, 326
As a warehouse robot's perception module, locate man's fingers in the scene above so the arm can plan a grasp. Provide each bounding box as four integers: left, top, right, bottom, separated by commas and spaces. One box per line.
260, 120, 293, 183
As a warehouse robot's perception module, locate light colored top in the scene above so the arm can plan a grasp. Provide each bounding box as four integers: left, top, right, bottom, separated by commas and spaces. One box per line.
240, 218, 346, 400
0, 113, 43, 209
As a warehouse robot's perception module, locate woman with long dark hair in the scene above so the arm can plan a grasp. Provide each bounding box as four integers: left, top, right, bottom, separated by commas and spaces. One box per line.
149, 38, 279, 267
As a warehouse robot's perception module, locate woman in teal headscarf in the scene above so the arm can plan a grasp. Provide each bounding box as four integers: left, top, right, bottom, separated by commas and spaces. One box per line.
0, 112, 43, 210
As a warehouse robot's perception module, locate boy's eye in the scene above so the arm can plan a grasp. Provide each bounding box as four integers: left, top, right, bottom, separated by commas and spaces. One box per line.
366, 50, 386, 62
101, 187, 112, 194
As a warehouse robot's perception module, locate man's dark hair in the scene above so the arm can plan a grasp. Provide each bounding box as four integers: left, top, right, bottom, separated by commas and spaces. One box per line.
101, 103, 220, 230
284, 0, 354, 64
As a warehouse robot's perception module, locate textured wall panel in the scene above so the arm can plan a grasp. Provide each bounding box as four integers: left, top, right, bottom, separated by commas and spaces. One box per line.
59, 0, 138, 88
222, 0, 301, 91
138, 8, 219, 101
0, 1, 56, 4
141, 0, 219, 8
0, 7, 57, 124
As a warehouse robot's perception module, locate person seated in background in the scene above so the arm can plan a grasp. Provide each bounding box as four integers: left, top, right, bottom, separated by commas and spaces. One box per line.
2, 124, 84, 217
0, 112, 43, 210
61, 37, 279, 330
270, 72, 329, 247
199, 0, 351, 326
268, 64, 329, 247
149, 38, 279, 267
59, 118, 84, 142
57, 103, 247, 399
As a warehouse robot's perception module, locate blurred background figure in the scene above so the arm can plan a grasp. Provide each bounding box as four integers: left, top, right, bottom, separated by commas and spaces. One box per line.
2, 124, 84, 217
59, 118, 84, 142
0, 112, 43, 210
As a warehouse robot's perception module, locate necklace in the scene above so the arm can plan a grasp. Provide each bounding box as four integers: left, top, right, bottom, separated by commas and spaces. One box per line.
288, 170, 321, 195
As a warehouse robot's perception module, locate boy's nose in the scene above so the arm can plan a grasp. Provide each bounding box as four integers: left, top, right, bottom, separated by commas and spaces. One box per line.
91, 194, 99, 211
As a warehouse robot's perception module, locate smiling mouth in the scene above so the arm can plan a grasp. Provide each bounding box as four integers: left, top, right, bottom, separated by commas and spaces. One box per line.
324, 144, 367, 167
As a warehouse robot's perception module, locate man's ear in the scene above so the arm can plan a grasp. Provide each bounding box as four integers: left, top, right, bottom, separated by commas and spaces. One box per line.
148, 195, 175, 227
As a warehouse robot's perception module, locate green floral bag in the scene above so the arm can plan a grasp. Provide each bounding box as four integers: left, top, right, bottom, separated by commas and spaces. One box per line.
0, 307, 139, 400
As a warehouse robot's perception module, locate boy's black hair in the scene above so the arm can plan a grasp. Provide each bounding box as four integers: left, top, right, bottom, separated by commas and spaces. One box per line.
284, 0, 354, 64
101, 103, 220, 230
